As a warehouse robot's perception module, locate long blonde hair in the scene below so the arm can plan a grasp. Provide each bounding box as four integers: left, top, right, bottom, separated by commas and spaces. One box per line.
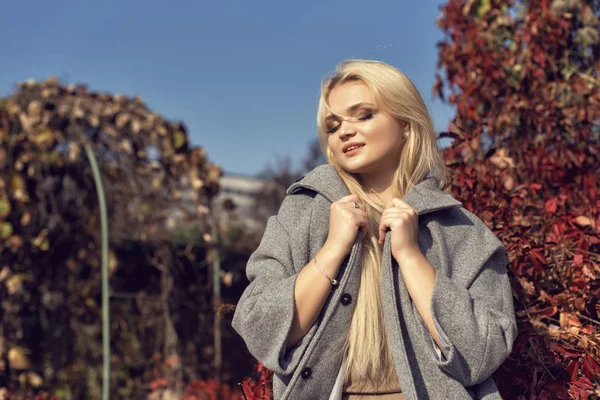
316, 59, 449, 388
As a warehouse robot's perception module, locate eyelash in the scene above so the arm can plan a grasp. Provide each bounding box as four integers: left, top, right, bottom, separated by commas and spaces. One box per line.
326, 112, 374, 134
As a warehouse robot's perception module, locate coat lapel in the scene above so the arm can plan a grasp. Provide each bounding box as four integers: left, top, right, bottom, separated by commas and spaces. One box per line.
286, 164, 462, 215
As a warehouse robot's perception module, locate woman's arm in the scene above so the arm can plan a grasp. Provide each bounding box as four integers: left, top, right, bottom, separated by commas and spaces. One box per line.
286, 243, 346, 348
392, 248, 442, 349
393, 212, 517, 387
231, 192, 348, 375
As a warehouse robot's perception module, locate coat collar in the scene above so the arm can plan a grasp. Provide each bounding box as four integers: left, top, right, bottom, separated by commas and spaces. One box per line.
286, 164, 462, 216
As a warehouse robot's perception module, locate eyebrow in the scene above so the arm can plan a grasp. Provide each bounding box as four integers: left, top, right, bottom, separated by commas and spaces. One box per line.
325, 102, 375, 122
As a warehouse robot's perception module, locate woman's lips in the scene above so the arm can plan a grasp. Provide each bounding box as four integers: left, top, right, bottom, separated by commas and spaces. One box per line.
344, 144, 364, 157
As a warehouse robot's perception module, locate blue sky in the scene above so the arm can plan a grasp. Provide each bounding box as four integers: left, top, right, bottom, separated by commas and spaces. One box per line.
1, 0, 455, 176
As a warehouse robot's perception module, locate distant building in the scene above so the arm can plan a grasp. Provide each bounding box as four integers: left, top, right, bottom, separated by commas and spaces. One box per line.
211, 172, 286, 231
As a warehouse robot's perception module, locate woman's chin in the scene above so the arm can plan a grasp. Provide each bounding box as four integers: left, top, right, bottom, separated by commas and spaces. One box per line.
338, 160, 373, 175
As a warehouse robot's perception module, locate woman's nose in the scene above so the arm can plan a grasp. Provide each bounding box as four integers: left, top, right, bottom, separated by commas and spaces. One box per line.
337, 119, 357, 138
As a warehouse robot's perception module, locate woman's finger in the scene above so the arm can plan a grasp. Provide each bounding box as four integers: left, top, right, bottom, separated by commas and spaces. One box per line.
391, 198, 417, 214
378, 207, 416, 244
378, 216, 389, 245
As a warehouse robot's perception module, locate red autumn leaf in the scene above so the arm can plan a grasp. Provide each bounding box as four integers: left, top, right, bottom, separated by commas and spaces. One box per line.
567, 359, 580, 382
570, 277, 586, 291
577, 237, 590, 252
580, 325, 593, 335
581, 354, 600, 380
569, 377, 594, 400
574, 297, 586, 311
569, 385, 592, 400
546, 197, 558, 214
552, 343, 582, 359
530, 248, 547, 269
573, 254, 584, 267
149, 378, 167, 391
528, 305, 557, 318
540, 380, 571, 399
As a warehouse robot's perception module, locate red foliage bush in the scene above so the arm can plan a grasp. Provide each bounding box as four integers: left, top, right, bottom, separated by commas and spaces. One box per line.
237, 362, 273, 400
435, 0, 600, 398
147, 378, 243, 400
0, 389, 58, 400
145, 353, 245, 400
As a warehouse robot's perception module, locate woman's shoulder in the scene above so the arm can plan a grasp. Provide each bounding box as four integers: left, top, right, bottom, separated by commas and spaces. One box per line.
423, 206, 506, 284
285, 164, 349, 203
424, 204, 504, 250
272, 186, 319, 234
274, 166, 344, 239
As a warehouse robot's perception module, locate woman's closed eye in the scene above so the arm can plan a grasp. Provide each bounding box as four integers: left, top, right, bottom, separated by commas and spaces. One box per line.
326, 112, 374, 134
326, 124, 340, 134
357, 112, 373, 121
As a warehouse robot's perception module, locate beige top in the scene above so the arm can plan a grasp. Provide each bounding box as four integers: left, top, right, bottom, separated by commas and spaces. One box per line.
341, 368, 404, 400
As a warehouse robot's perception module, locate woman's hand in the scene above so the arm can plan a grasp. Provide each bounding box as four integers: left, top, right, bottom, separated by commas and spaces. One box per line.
324, 194, 369, 258
378, 198, 420, 260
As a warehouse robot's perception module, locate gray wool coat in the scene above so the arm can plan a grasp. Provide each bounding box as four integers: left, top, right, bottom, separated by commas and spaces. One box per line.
231, 164, 517, 400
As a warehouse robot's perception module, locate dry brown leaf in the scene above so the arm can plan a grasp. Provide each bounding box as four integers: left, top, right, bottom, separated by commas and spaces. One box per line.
8, 347, 30, 370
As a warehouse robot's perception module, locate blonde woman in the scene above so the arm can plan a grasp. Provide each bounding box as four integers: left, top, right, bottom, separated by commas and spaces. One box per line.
232, 59, 517, 400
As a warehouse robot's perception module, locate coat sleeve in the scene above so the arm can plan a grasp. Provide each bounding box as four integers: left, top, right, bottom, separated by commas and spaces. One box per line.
421, 214, 518, 387
231, 193, 317, 375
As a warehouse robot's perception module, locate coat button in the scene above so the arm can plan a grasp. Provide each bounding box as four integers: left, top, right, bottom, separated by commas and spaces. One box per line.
340, 293, 352, 305
301, 367, 312, 379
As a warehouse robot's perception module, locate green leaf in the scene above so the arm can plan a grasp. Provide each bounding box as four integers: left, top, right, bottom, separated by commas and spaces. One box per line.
561, 64, 579, 80
0, 199, 10, 218
173, 131, 186, 150
0, 222, 13, 239
477, 0, 491, 17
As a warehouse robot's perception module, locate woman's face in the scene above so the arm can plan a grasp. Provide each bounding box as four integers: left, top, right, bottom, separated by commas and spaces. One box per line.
325, 82, 407, 176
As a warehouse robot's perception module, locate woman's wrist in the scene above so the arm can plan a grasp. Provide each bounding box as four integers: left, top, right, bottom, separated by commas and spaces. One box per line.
322, 240, 350, 260
392, 245, 423, 266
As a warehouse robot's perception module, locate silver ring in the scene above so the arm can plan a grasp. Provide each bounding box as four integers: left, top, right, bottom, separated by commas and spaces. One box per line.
354, 201, 360, 209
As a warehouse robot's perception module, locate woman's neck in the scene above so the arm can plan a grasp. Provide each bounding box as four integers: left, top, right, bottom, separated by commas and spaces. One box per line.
359, 170, 395, 206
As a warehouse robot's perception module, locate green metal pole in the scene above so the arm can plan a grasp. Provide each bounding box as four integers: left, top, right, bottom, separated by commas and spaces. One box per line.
210, 210, 222, 386
84, 144, 110, 400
